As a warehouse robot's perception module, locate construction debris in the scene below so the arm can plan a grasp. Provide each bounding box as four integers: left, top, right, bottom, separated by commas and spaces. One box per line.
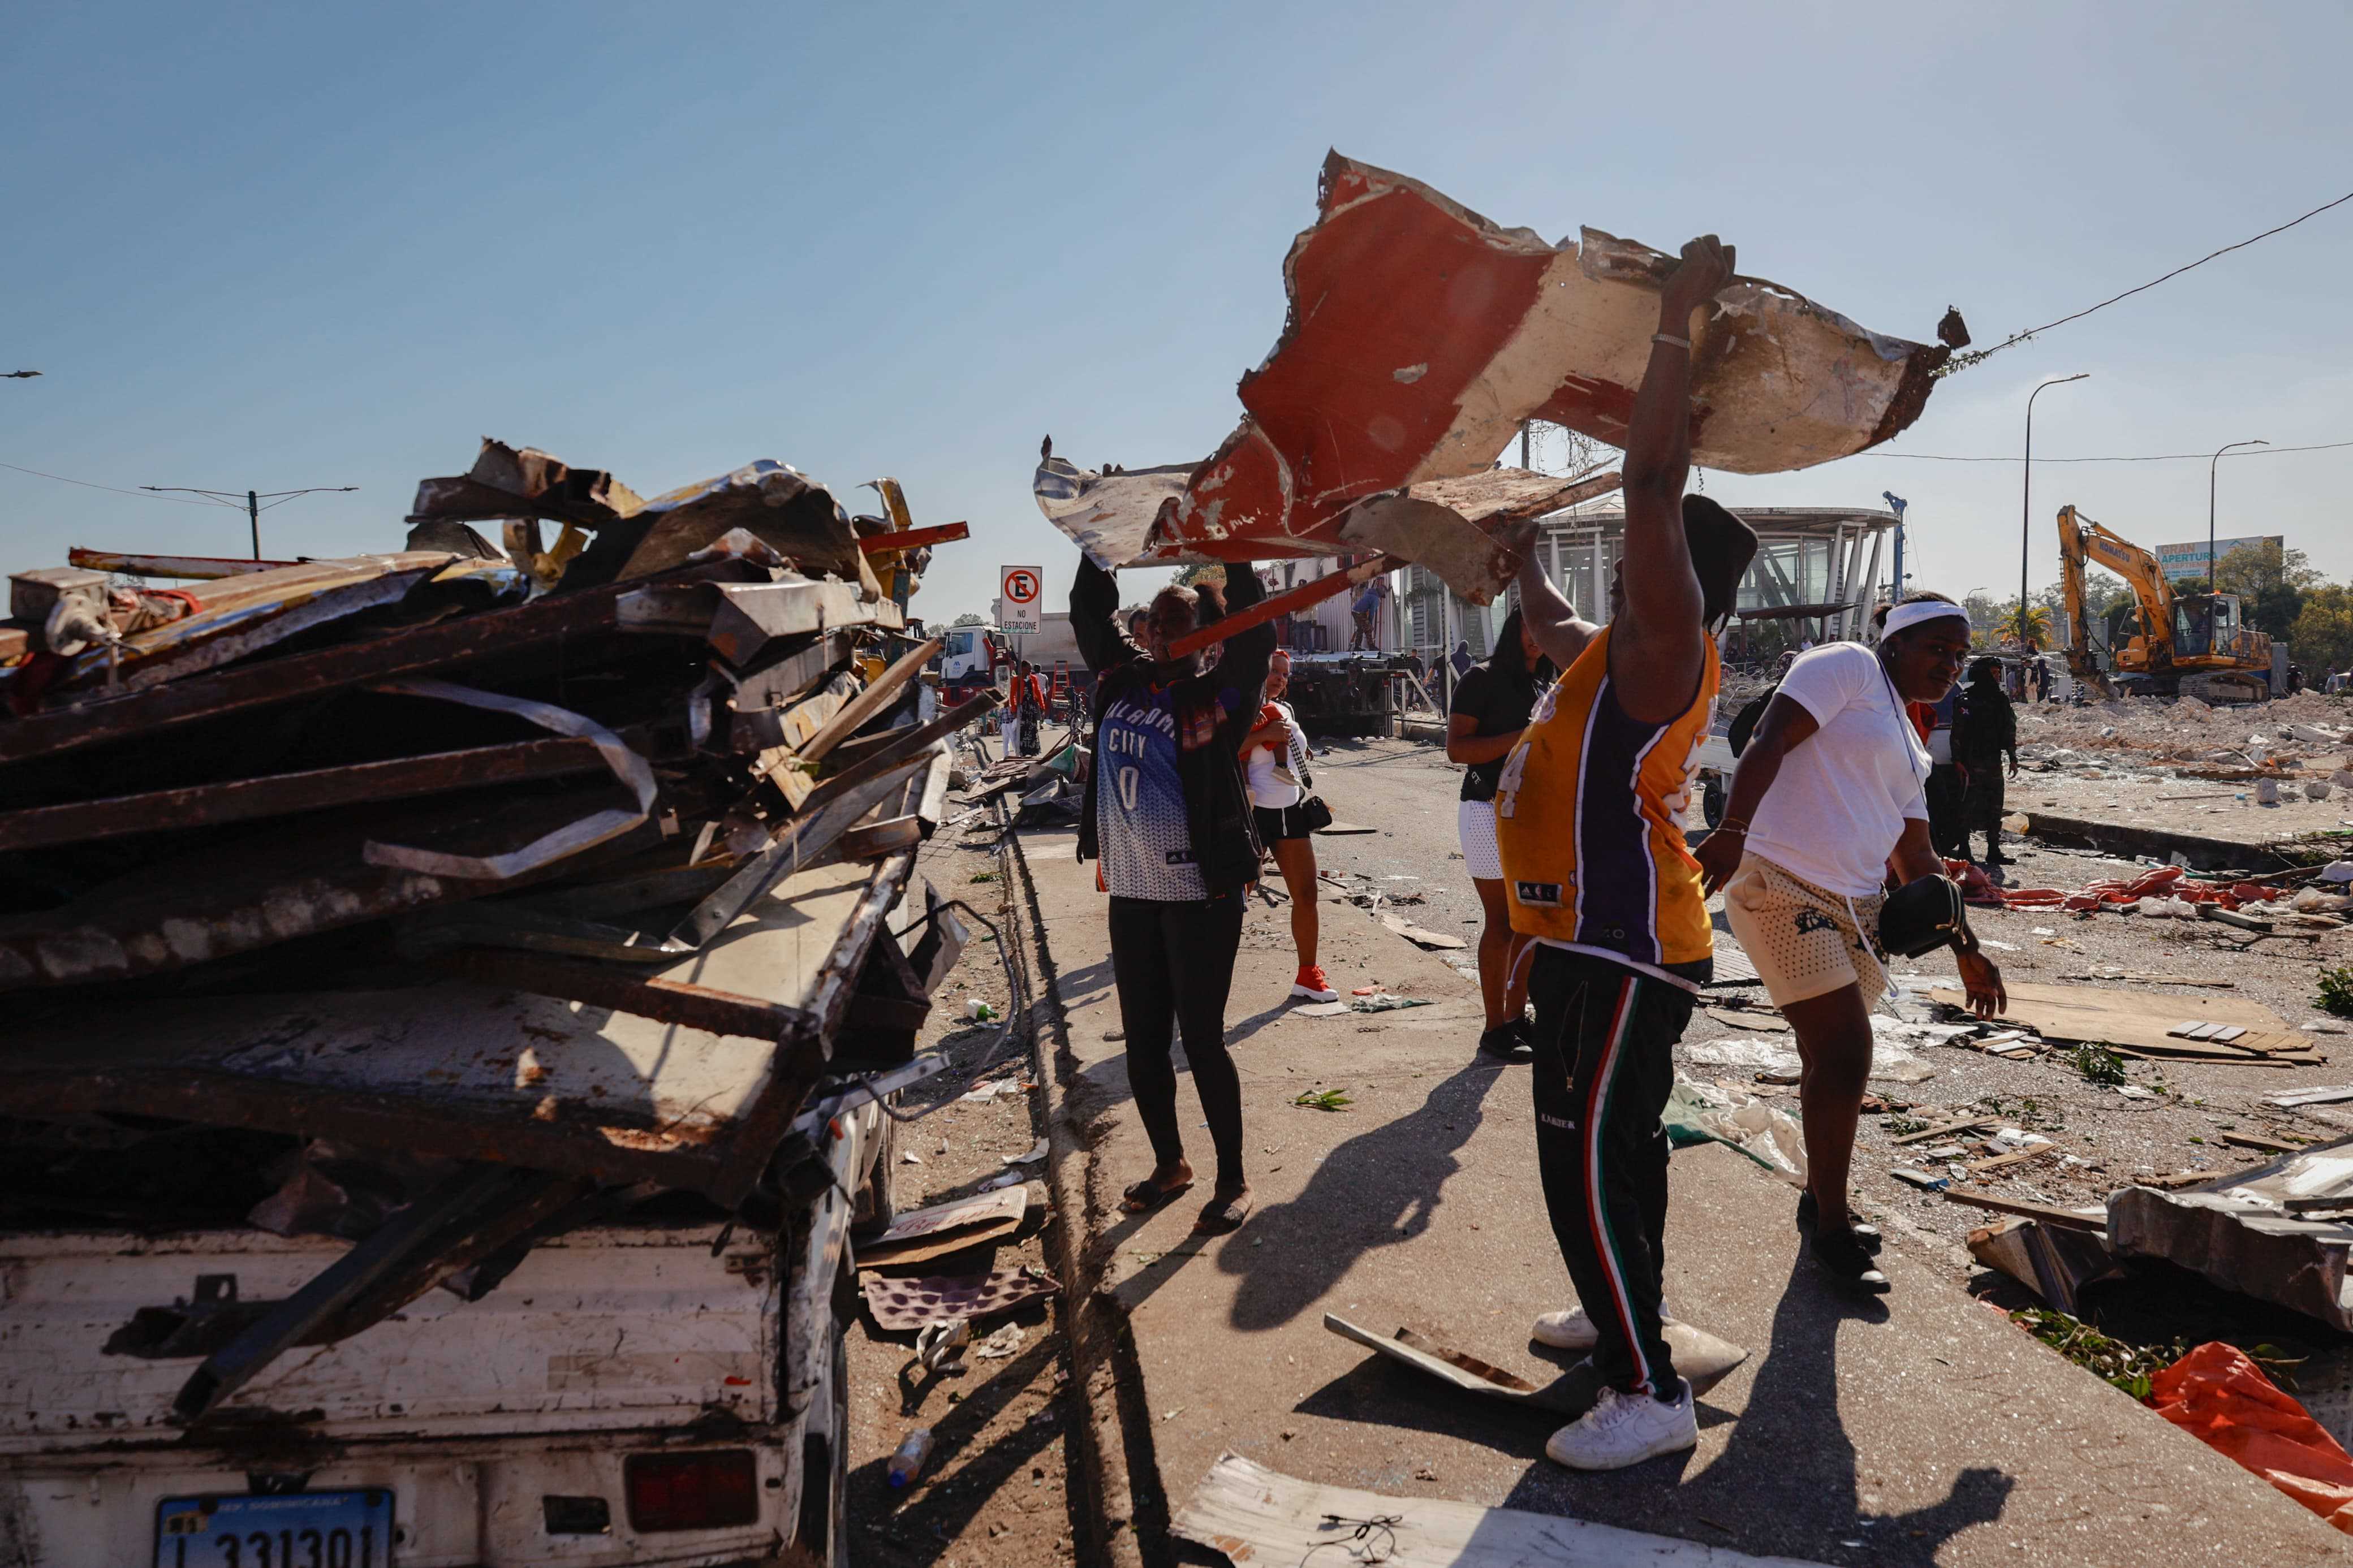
0, 438, 989, 1423
2108, 1137, 2353, 1331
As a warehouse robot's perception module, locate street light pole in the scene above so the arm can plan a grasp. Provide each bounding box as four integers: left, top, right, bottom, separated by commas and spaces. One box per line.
138, 484, 357, 559
2206, 439, 2268, 589
2020, 374, 2089, 651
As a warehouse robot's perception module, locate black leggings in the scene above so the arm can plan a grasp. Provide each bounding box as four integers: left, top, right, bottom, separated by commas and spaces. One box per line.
1107, 893, 1247, 1187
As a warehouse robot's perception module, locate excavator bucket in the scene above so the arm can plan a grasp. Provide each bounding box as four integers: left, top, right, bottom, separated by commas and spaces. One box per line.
1035, 152, 1955, 605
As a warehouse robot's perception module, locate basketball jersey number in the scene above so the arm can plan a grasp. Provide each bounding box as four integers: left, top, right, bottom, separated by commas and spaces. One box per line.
1494, 739, 1532, 820
1118, 765, 1140, 812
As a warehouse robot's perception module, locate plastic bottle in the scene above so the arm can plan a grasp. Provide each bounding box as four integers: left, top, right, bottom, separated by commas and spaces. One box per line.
886, 1428, 935, 1489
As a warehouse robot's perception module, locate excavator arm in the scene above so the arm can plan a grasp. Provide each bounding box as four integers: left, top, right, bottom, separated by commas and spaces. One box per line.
2053, 506, 2113, 697
2075, 512, 2178, 681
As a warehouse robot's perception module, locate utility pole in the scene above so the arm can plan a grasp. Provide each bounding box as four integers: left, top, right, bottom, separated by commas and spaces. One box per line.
139, 485, 357, 559
2206, 439, 2268, 590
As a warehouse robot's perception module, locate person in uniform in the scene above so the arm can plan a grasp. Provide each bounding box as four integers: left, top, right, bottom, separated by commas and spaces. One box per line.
1492, 236, 1760, 1472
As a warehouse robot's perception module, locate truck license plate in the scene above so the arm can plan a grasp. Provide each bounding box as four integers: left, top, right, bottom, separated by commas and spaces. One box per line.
155, 1490, 395, 1567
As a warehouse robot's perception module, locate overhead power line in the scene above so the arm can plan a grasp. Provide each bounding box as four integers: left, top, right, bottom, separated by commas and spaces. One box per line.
1945, 188, 2353, 372
1859, 438, 2353, 465
0, 459, 226, 506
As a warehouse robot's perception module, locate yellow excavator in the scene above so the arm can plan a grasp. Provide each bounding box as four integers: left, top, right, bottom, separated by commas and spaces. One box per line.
2054, 505, 2275, 702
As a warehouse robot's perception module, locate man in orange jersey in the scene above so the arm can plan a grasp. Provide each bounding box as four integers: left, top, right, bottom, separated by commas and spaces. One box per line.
1492, 236, 1759, 1471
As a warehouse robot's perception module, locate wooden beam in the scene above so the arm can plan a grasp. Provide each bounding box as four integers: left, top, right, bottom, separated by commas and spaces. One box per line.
436, 948, 815, 1043
798, 638, 942, 764
1942, 1190, 2108, 1230
0, 737, 614, 852
859, 522, 969, 554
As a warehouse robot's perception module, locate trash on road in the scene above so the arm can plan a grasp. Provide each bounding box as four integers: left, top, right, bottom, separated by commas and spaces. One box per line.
1350, 993, 1433, 1013
973, 1323, 1024, 1359
1003, 1137, 1050, 1167
1379, 912, 1469, 951
1665, 1074, 1807, 1182
2109, 1137, 2353, 1329
856, 1187, 1029, 1268
915, 1317, 972, 1372
886, 1427, 937, 1489
2151, 1343, 2353, 1535
1293, 1088, 1354, 1112
861, 1267, 1061, 1334
1966, 1217, 2126, 1314
1175, 1452, 1825, 1567
1322, 1312, 1750, 1416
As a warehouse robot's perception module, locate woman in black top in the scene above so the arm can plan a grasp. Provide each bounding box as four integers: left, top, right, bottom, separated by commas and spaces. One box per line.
1445, 610, 1552, 1063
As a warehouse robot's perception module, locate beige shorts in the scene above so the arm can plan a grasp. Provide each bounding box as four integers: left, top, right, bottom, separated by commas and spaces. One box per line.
1722, 853, 1890, 1006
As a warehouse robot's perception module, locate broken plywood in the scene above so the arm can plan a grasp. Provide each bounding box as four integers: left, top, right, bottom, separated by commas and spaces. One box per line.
1175, 1452, 1831, 1567
1926, 980, 2303, 1060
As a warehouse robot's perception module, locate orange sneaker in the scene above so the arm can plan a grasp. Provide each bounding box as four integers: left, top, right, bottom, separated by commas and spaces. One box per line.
1290, 966, 1339, 1003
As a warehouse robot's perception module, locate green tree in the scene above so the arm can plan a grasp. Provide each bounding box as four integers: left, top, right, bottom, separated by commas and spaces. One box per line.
2290, 585, 2353, 676
951, 611, 986, 627
2212, 540, 2321, 635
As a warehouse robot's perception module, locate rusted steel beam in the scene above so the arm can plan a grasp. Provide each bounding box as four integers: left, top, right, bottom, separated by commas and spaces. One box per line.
0, 567, 718, 768
436, 947, 818, 1042
67, 547, 296, 579
858, 521, 969, 554
1167, 556, 1394, 661
798, 637, 942, 763
0, 736, 613, 852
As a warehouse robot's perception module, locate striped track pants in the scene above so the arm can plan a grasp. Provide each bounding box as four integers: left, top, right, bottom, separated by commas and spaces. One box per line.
1525, 945, 1692, 1398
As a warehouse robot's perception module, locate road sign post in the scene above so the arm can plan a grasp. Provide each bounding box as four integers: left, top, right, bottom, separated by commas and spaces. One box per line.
1000, 565, 1042, 632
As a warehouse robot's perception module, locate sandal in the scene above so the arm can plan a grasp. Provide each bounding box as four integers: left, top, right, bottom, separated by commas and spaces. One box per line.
1121, 1176, 1192, 1213
1194, 1189, 1253, 1234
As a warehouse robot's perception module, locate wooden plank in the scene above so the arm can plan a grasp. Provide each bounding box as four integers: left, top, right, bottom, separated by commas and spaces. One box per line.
1967, 1144, 2059, 1176
798, 637, 942, 763
436, 948, 815, 1042
2225, 1132, 2308, 1156
1942, 1190, 2108, 1230
1927, 979, 2288, 1057
1892, 1115, 1998, 1146
0, 736, 612, 852
68, 547, 295, 579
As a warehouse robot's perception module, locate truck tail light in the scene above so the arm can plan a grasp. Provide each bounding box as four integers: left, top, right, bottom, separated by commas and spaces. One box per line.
624, 1449, 759, 1532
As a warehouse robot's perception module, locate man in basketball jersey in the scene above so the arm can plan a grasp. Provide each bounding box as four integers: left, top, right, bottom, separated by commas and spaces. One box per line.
1493, 235, 1760, 1471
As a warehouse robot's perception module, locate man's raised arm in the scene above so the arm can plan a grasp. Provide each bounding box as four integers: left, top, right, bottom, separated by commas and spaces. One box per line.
1612, 236, 1733, 723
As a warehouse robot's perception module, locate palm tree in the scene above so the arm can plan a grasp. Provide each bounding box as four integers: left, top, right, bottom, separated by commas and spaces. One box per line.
1997, 603, 2054, 650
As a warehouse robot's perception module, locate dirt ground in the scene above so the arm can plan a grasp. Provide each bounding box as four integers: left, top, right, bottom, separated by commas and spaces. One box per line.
842, 814, 1083, 1567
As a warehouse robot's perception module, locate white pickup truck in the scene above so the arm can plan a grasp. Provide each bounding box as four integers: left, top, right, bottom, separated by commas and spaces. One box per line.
0, 1081, 918, 1568
0, 861, 961, 1568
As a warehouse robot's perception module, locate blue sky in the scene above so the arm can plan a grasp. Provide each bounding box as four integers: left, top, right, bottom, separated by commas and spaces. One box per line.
6, 2, 2348, 623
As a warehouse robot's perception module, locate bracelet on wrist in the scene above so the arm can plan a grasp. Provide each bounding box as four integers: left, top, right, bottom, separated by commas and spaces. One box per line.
1652, 332, 1692, 351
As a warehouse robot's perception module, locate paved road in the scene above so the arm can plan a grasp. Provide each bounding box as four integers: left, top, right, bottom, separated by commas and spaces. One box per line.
1016, 737, 2353, 1567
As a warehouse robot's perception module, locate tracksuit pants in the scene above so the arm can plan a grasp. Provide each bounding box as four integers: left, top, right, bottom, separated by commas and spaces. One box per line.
1107, 893, 1247, 1187
1526, 944, 1692, 1401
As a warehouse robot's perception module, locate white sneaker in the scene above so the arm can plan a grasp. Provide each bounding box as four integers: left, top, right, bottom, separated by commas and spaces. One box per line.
1545, 1380, 1697, 1471
1531, 1301, 1677, 1350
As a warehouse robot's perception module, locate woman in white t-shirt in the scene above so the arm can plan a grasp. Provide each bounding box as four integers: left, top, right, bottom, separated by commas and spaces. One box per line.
1695, 593, 2005, 1294
1243, 651, 1338, 1003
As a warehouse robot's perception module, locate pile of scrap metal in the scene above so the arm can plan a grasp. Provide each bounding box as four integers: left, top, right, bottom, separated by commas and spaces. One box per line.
0, 439, 991, 1421
1034, 152, 1960, 655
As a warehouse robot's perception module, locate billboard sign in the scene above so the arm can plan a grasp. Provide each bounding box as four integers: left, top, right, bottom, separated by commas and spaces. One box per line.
2153, 535, 2281, 582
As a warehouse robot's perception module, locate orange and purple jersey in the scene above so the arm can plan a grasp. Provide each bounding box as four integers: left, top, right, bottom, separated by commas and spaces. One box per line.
1493, 625, 1718, 989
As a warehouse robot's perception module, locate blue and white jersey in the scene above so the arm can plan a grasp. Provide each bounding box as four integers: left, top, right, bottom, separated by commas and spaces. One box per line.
1095, 684, 1207, 901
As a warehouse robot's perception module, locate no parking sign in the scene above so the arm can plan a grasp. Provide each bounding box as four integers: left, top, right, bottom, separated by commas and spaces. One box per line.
1000, 565, 1042, 632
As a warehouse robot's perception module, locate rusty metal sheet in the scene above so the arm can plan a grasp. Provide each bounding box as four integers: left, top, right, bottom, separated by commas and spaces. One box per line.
408, 438, 645, 530
48, 552, 459, 697
615, 461, 880, 595
1035, 152, 1949, 582
66, 547, 295, 580
0, 563, 726, 767
0, 853, 916, 1202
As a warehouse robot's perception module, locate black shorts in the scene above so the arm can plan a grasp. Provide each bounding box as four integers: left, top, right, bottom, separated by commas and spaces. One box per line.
1253, 803, 1315, 844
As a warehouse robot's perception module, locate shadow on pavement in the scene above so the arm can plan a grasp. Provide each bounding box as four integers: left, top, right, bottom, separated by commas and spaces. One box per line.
1494, 1251, 2011, 1565
1218, 1062, 1502, 1332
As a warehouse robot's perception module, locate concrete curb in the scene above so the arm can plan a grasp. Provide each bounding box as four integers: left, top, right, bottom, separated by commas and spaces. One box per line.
1000, 818, 1156, 1568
